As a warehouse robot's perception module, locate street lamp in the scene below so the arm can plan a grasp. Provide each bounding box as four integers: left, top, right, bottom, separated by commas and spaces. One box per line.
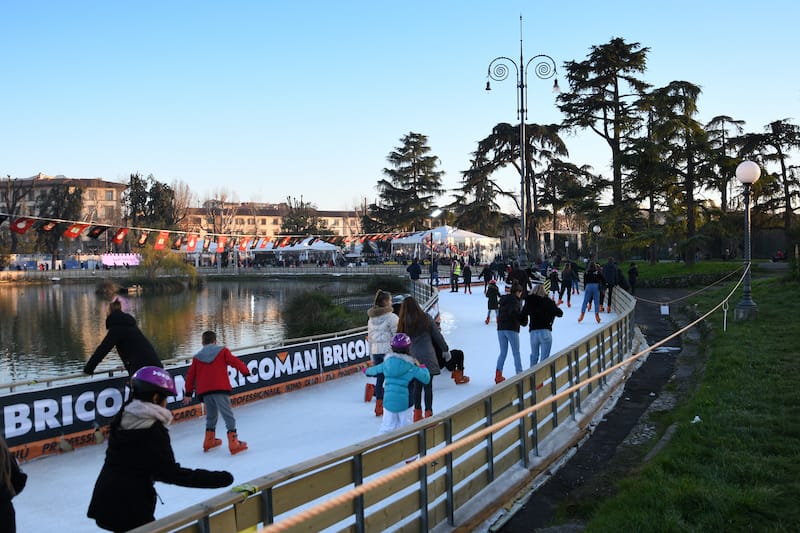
592, 225, 601, 262
486, 15, 559, 269
734, 160, 760, 320
428, 209, 443, 289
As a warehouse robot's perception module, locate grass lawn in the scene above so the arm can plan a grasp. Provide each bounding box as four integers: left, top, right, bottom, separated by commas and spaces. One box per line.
573, 274, 800, 531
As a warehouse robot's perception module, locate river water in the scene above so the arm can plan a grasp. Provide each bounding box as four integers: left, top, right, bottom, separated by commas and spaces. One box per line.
0, 279, 367, 384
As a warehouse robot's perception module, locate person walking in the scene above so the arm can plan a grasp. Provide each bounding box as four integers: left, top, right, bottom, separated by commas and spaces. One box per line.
183, 331, 251, 455
478, 264, 494, 291
1, 435, 27, 533
462, 263, 473, 294
87, 366, 234, 532
406, 258, 422, 281
601, 257, 619, 313
579, 263, 603, 324
365, 333, 431, 434
397, 296, 449, 421
522, 284, 563, 365
628, 262, 639, 295
558, 262, 575, 307
84, 299, 163, 376
495, 282, 527, 383
366, 290, 399, 417
484, 279, 500, 324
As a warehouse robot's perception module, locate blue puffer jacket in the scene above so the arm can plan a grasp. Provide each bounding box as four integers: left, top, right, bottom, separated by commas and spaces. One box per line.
366, 352, 430, 413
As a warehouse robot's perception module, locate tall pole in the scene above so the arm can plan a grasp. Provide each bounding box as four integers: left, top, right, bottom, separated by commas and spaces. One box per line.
486, 16, 557, 269
734, 160, 760, 320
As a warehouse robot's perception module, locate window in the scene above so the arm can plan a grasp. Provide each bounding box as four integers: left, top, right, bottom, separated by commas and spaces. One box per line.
272, 218, 279, 225
88, 190, 97, 200
105, 190, 114, 201
260, 218, 266, 225
236, 218, 244, 226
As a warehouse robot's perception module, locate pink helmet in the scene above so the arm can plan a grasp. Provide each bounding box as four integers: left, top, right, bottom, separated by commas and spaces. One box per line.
131, 366, 177, 396
390, 333, 412, 351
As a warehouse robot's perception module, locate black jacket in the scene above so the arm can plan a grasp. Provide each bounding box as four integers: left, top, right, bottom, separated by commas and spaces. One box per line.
87, 413, 232, 531
84, 310, 163, 375
497, 294, 527, 332
522, 294, 563, 331
0, 452, 26, 531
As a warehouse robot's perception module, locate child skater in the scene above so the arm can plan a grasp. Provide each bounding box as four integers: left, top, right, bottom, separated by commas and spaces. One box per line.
548, 268, 561, 302
184, 330, 251, 455
87, 366, 233, 532
484, 279, 500, 324
365, 333, 431, 434
1, 434, 27, 533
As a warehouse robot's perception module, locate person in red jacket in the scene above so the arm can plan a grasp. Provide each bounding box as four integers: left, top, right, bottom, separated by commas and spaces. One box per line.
183, 331, 251, 455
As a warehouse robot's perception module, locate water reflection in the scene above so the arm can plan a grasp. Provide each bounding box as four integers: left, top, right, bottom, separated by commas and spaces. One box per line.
0, 279, 365, 383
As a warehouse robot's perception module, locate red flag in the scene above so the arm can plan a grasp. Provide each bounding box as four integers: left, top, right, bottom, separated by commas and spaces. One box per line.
154, 231, 170, 250
238, 238, 250, 252
112, 228, 129, 245
10, 218, 35, 234
137, 231, 150, 247
36, 220, 58, 233
259, 237, 271, 249
63, 223, 89, 239
216, 236, 227, 251
171, 235, 183, 250
186, 234, 198, 252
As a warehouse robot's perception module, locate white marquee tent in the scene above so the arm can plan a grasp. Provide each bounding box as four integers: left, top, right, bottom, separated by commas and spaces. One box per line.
391, 225, 501, 264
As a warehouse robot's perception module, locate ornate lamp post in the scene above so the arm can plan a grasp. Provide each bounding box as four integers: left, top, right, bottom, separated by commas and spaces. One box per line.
486, 15, 559, 268
592, 224, 601, 262
428, 208, 442, 289
734, 160, 760, 320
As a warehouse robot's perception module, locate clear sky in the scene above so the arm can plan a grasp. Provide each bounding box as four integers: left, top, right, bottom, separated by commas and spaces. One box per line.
2, 1, 798, 211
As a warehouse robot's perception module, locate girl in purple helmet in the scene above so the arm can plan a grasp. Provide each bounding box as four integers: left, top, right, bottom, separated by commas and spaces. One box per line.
365, 333, 431, 434
87, 366, 234, 532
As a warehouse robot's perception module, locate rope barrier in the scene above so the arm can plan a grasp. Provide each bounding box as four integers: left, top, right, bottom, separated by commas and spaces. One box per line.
633, 264, 746, 306
257, 269, 749, 532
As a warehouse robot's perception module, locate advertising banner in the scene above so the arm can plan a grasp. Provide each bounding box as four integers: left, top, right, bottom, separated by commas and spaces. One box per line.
2, 331, 369, 462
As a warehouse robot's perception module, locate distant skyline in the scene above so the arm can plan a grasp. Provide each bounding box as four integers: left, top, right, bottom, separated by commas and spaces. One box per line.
2, 1, 798, 212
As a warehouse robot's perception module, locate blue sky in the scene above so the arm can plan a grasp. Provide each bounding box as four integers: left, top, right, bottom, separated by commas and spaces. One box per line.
1, 1, 798, 211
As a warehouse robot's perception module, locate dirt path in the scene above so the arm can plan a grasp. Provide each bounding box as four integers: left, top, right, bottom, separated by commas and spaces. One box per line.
493, 289, 695, 532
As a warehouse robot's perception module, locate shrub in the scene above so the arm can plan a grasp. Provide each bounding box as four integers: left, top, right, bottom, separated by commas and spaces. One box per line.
283, 291, 364, 338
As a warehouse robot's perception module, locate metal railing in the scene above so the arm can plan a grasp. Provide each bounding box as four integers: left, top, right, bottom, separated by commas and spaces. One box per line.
132, 286, 637, 532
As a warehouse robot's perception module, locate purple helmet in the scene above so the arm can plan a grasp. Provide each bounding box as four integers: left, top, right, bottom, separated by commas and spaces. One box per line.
391, 333, 412, 351
131, 366, 177, 396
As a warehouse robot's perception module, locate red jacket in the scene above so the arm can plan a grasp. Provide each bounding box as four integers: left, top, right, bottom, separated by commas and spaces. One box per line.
184, 345, 250, 397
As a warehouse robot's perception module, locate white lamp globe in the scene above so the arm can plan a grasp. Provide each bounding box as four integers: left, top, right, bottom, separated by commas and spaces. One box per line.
736, 161, 761, 185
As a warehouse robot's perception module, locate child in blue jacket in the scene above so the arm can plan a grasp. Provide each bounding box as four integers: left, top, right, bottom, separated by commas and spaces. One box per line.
366, 333, 431, 434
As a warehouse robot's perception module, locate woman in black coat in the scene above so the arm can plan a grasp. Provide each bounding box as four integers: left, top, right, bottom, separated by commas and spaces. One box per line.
1, 436, 27, 533
87, 366, 233, 532
84, 299, 163, 375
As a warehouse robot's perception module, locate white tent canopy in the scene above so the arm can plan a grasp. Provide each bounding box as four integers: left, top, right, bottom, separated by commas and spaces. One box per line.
391, 225, 501, 264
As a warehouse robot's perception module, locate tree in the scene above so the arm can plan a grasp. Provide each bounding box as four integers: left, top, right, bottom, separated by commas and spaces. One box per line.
370, 132, 445, 231
705, 115, 745, 212
450, 154, 507, 236
558, 37, 651, 206
280, 196, 333, 235
737, 119, 800, 240
35, 183, 83, 269
0, 175, 35, 253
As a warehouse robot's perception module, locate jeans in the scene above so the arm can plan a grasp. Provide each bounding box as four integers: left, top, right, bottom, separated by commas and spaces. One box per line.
581, 283, 601, 314
529, 329, 553, 365
203, 392, 237, 432
496, 330, 522, 374
371, 353, 385, 399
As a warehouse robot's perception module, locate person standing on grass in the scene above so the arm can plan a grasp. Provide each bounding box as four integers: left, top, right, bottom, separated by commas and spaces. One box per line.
523, 283, 563, 365
495, 282, 527, 383
366, 290, 399, 417
183, 331, 251, 455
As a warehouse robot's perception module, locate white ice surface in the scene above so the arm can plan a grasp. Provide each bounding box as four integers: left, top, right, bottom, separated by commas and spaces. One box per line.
16, 282, 612, 532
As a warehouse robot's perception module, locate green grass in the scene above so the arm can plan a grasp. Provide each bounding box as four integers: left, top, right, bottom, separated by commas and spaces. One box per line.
632, 259, 748, 285
573, 276, 800, 532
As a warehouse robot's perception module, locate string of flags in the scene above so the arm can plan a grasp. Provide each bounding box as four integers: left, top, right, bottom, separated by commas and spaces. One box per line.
0, 212, 428, 252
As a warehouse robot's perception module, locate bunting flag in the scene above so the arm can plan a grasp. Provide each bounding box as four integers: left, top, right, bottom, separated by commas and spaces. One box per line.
112, 228, 129, 245
0, 215, 7, 227
10, 218, 35, 234
216, 236, 227, 251
250, 237, 261, 250
186, 233, 198, 252
63, 223, 89, 239
87, 225, 110, 239
154, 231, 170, 250
171, 235, 183, 250
258, 236, 271, 249
228, 238, 238, 251
238, 237, 251, 252
276, 236, 292, 248
202, 237, 211, 251
35, 220, 59, 233
137, 231, 150, 247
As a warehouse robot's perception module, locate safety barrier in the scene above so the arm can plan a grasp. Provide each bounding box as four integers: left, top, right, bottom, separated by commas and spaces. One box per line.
131, 286, 638, 532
